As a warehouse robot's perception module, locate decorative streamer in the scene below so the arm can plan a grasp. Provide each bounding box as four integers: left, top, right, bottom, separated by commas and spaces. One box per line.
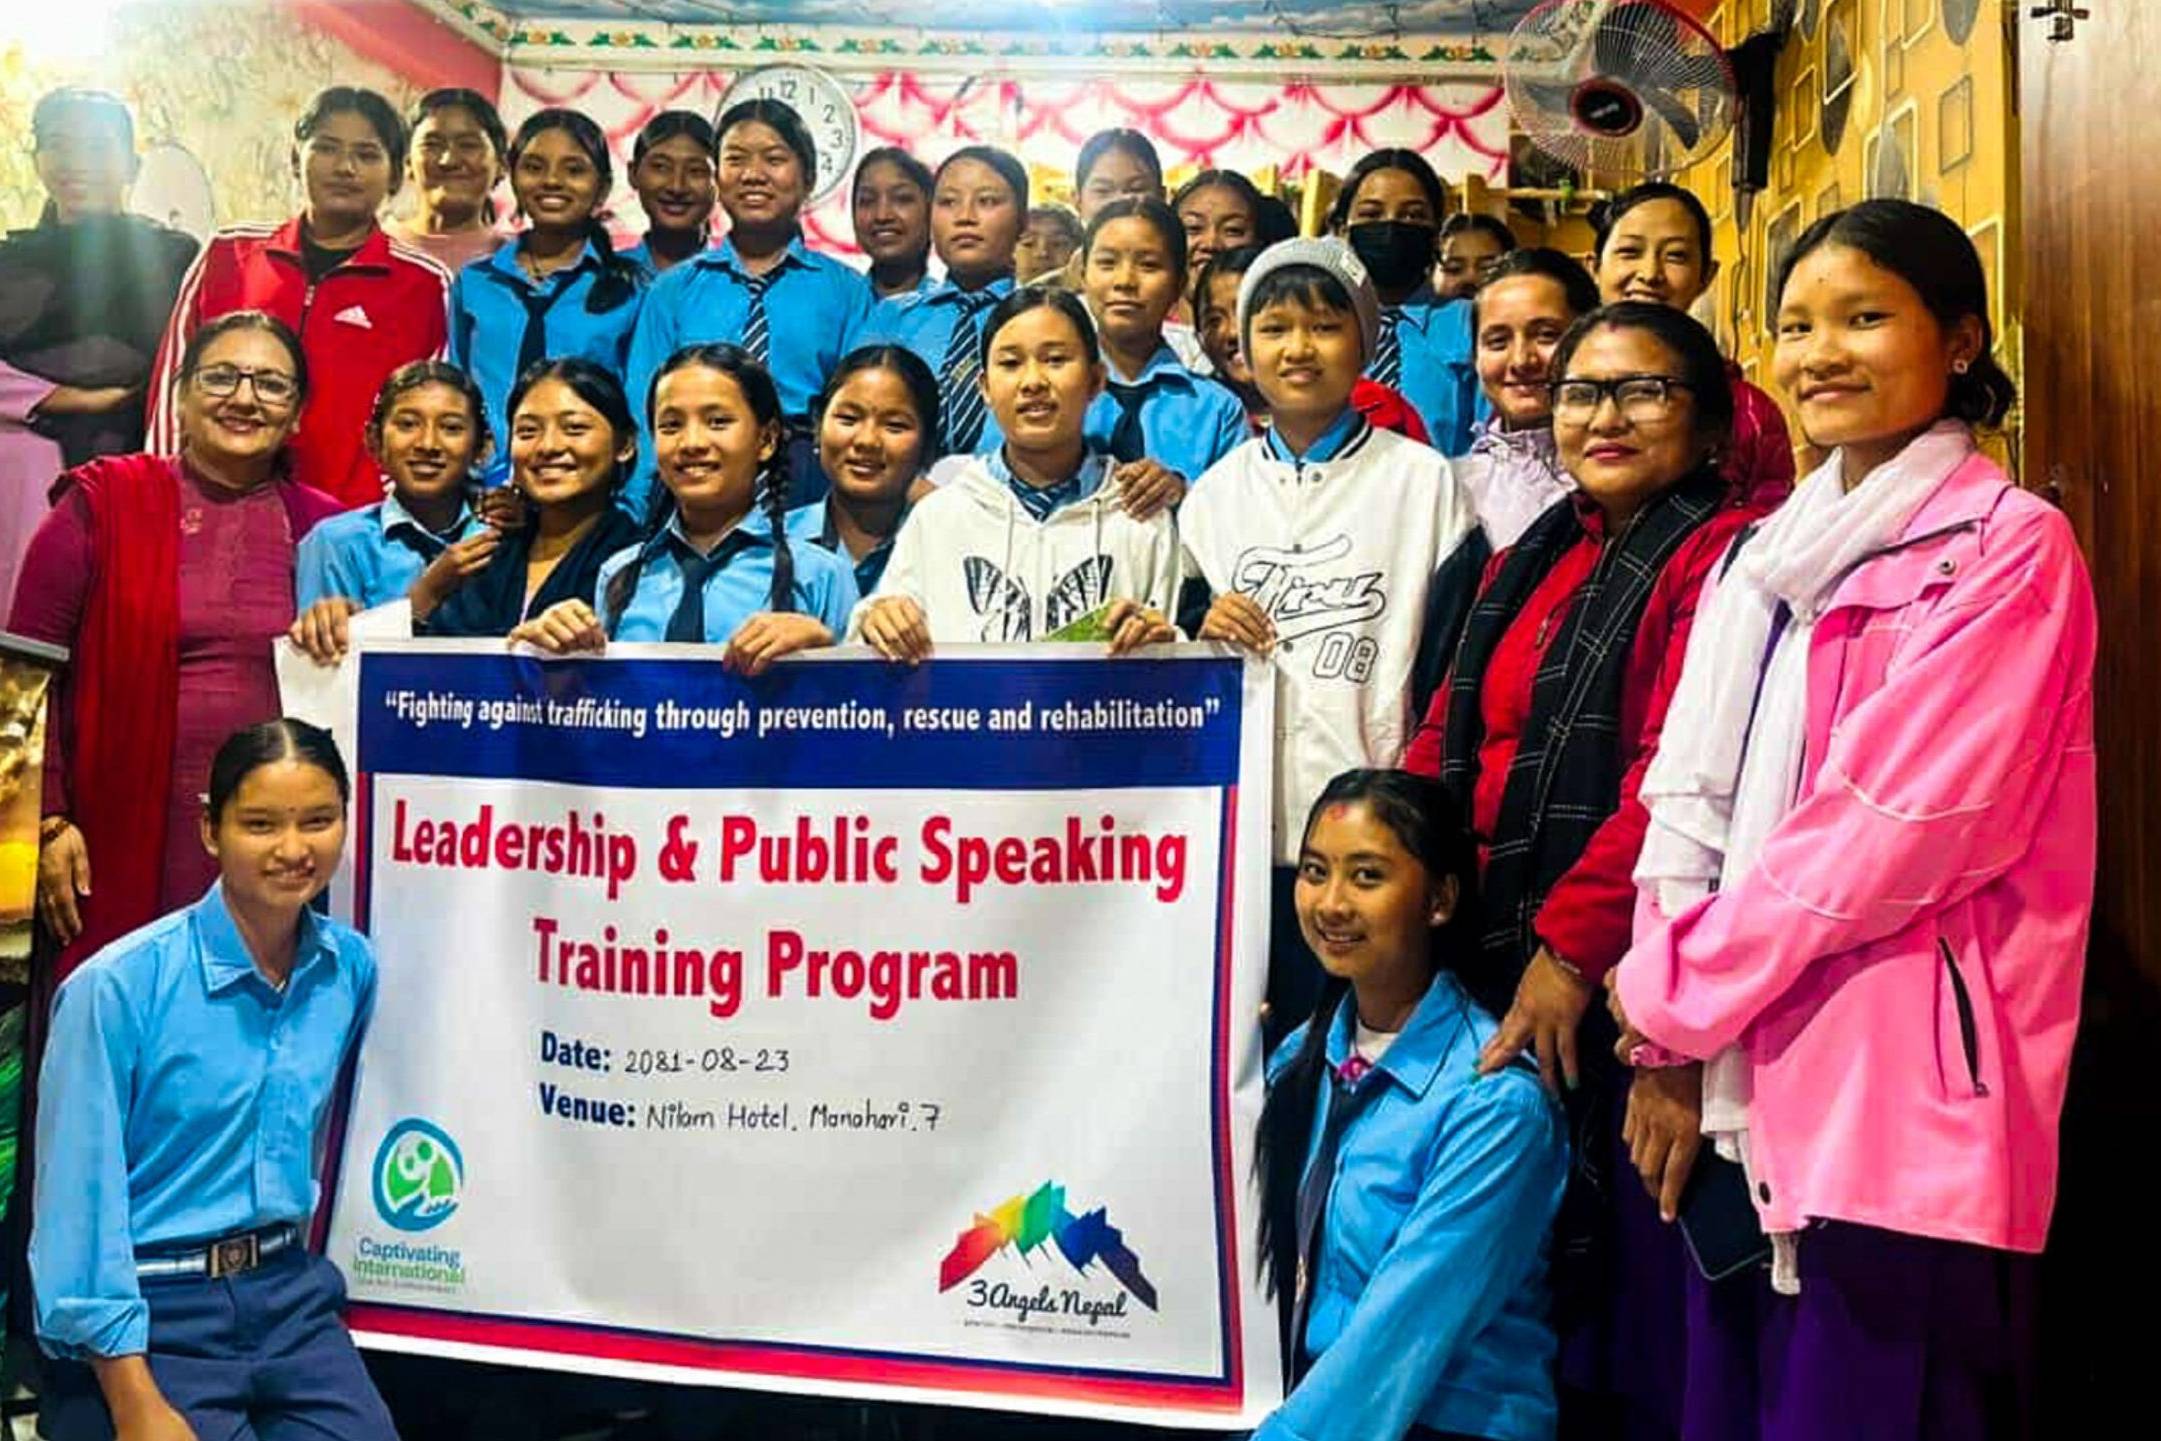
501, 65, 1507, 258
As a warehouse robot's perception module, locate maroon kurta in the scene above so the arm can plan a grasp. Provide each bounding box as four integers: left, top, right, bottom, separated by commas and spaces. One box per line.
11, 462, 305, 915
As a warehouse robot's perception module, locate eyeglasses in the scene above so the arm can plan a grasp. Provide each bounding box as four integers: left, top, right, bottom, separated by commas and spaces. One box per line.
191, 364, 299, 406
1551, 374, 1694, 422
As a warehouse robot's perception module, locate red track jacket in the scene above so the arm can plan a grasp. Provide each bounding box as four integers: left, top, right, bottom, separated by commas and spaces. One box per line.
147, 217, 451, 508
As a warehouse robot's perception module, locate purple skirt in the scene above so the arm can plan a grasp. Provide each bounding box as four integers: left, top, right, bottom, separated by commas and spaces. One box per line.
1682, 1221, 2038, 1441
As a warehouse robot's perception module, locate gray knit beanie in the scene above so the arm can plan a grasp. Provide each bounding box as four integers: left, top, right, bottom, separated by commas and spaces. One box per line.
1236, 236, 1381, 364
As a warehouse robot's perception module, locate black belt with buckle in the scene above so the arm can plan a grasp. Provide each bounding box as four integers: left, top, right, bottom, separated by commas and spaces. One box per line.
136, 1223, 300, 1280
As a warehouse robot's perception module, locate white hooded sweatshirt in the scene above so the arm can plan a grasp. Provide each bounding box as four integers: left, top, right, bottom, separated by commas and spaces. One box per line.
1180, 418, 1485, 863
852, 451, 1183, 643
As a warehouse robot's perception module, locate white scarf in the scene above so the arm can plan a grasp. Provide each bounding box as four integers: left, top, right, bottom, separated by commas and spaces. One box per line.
1633, 421, 1974, 1291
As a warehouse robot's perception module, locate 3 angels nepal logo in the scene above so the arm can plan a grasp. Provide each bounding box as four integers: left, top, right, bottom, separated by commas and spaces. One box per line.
371, 1119, 465, 1233
938, 1182, 1159, 1310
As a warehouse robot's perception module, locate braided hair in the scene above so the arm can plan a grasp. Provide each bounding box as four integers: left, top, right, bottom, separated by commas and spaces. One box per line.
604, 344, 797, 636
507, 108, 642, 316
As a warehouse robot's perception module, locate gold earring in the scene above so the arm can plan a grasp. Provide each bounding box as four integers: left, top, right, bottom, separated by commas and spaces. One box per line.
1953, 359, 1971, 374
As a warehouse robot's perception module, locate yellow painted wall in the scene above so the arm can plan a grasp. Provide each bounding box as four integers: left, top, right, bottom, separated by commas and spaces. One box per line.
0, 2, 417, 234
1683, 0, 2018, 457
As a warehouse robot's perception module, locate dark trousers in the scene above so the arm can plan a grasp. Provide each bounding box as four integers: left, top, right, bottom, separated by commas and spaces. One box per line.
41, 1249, 396, 1441
1557, 1079, 1690, 1441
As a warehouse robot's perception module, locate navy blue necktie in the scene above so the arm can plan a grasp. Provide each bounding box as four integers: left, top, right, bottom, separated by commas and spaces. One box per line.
663, 546, 728, 643
1106, 381, 1150, 464
941, 292, 997, 454
516, 278, 571, 381
1369, 306, 1403, 389
1288, 1062, 1381, 1378
741, 272, 774, 366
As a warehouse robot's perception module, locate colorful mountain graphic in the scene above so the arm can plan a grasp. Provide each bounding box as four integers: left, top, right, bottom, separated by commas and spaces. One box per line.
937, 1181, 1159, 1310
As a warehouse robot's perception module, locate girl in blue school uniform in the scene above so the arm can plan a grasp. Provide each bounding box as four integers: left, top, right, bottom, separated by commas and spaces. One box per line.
849, 145, 1029, 459
287, 361, 506, 664
1078, 195, 1249, 510
621, 110, 717, 279
1255, 767, 1567, 1441
624, 99, 874, 514
32, 719, 396, 1441
449, 108, 644, 485
852, 145, 937, 302
1328, 148, 1482, 456
786, 344, 941, 598
414, 358, 644, 637
510, 343, 855, 665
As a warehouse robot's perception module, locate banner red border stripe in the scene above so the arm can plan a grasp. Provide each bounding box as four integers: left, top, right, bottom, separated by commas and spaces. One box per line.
347, 1305, 1244, 1409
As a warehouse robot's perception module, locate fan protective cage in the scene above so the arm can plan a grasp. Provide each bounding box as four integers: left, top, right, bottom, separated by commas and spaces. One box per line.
1505, 0, 1740, 179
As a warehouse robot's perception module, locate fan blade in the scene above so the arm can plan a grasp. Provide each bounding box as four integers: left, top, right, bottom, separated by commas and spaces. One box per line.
1587, 1, 1731, 154
1642, 82, 1709, 150
1512, 77, 1586, 129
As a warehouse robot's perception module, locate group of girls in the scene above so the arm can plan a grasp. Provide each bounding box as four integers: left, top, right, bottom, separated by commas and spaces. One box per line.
4, 80, 1543, 645
0, 73, 2094, 1441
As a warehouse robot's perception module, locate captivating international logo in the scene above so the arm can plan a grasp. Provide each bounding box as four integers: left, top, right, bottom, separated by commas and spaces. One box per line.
938, 1181, 1158, 1310
371, 1119, 464, 1233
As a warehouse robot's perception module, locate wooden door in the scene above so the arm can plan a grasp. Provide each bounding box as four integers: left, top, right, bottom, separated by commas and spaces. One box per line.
2022, 1, 2161, 1426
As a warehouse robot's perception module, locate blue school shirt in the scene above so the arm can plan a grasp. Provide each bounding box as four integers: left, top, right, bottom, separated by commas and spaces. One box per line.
1256, 973, 1566, 1441
785, 498, 910, 596
625, 232, 872, 459
850, 275, 1016, 454
867, 268, 939, 302
31, 884, 377, 1360
1263, 406, 1367, 465
450, 240, 645, 466
595, 513, 860, 643
294, 494, 476, 608
1084, 343, 1250, 481
621, 236, 715, 281
1382, 288, 1481, 458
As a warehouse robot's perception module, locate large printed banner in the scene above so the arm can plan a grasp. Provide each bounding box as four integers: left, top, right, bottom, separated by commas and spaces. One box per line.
319, 642, 1280, 1427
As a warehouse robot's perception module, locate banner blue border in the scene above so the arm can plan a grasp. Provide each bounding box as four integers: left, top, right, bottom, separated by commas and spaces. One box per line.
356, 651, 1243, 790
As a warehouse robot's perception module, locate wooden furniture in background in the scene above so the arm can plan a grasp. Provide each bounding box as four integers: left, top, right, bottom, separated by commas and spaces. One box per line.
2023, 1, 2161, 1427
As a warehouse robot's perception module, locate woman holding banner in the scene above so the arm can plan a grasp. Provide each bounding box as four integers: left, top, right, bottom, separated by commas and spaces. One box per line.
30, 718, 396, 1441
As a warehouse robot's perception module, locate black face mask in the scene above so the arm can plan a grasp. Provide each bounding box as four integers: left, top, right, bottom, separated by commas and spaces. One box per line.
1347, 220, 1438, 293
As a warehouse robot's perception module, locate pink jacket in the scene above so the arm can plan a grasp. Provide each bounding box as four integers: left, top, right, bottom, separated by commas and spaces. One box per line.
1615, 450, 2096, 1253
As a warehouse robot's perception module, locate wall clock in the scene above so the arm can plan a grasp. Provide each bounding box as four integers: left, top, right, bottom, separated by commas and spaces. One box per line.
717, 65, 860, 202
